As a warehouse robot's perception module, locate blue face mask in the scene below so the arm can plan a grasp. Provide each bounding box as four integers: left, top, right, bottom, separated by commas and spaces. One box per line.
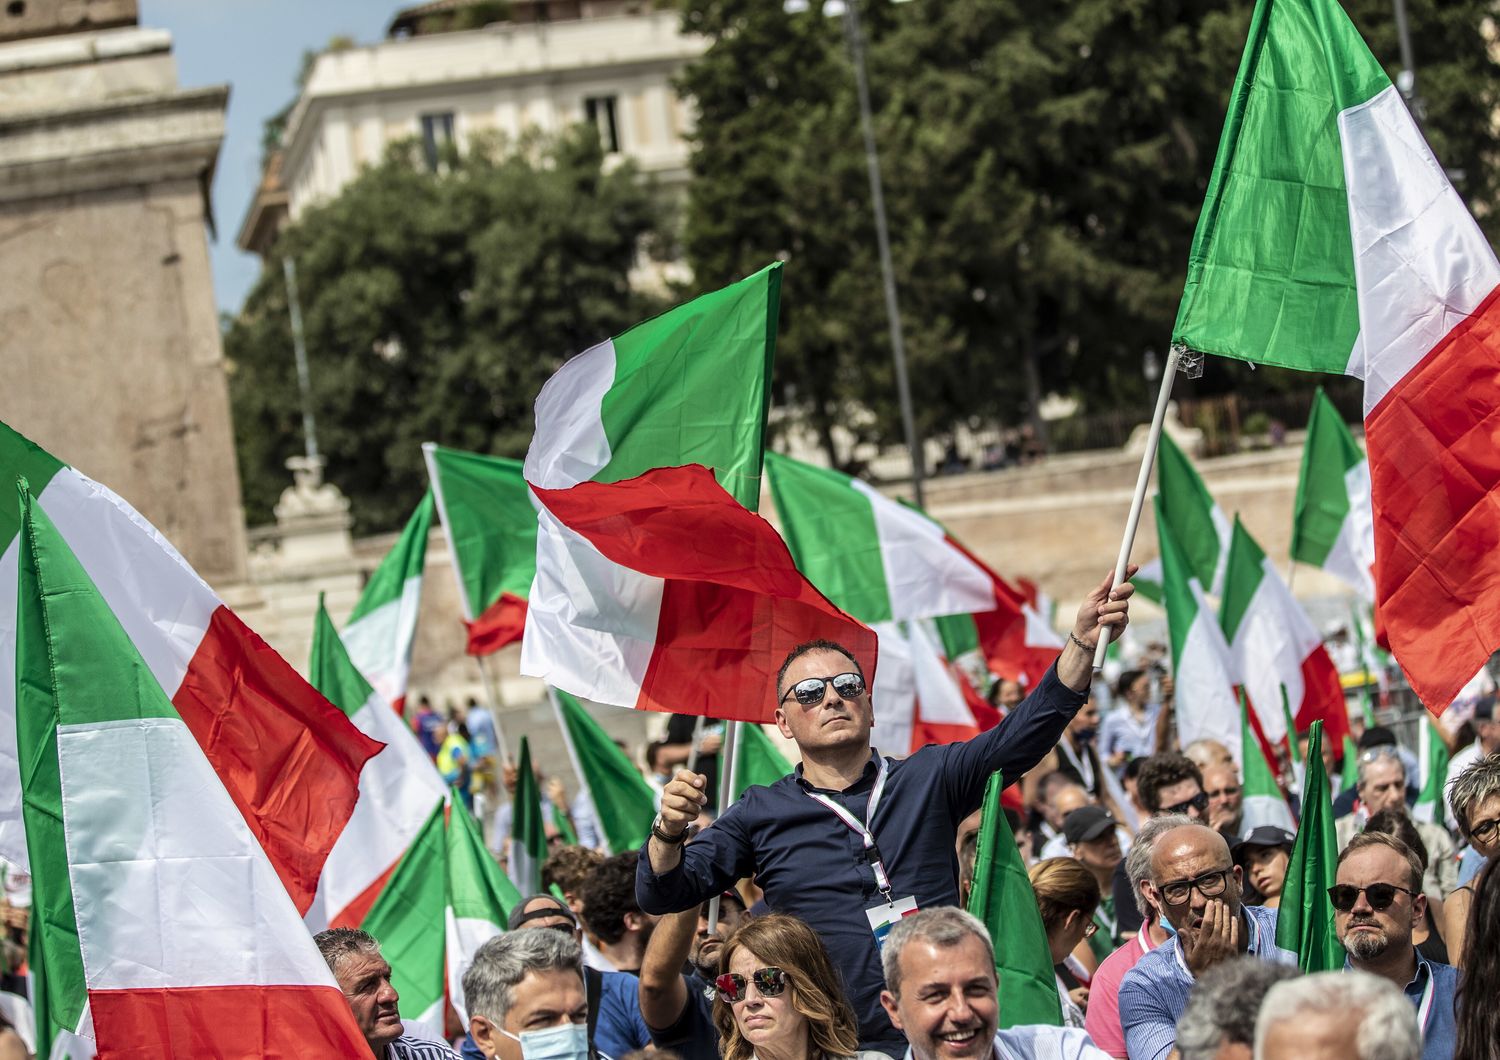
502, 1021, 590, 1060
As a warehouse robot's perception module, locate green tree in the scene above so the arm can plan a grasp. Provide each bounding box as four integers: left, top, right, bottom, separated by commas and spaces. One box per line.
676, 0, 1498, 465
225, 127, 664, 532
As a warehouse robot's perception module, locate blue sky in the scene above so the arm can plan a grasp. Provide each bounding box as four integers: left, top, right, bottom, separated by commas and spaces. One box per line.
139, 1, 393, 315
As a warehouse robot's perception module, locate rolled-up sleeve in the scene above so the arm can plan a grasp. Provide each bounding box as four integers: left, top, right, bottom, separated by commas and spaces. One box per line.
1118, 966, 1178, 1060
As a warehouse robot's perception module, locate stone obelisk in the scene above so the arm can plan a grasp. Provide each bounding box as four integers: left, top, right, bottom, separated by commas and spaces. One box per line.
0, 0, 247, 582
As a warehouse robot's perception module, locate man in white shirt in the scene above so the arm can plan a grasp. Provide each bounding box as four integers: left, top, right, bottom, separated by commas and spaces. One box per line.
879, 907, 1110, 1060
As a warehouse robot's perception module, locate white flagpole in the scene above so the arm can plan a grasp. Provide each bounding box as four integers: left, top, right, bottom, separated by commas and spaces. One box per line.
686, 714, 708, 774
706, 718, 740, 934
1094, 347, 1184, 671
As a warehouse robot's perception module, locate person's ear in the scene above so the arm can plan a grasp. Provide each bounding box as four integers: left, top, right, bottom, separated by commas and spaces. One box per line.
1233, 864, 1244, 889
1412, 890, 1427, 927
623, 911, 644, 933
880, 989, 905, 1031
775, 706, 793, 740
471, 1016, 498, 1054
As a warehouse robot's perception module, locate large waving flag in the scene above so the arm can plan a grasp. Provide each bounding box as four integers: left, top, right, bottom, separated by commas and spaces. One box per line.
1157, 496, 1241, 758
554, 689, 658, 852
1154, 431, 1232, 596
765, 451, 1060, 685
527, 465, 878, 721
341, 491, 433, 713
0, 423, 380, 914
358, 802, 448, 1031
305, 598, 449, 931
1219, 518, 1348, 748
1172, 0, 1500, 712
16, 486, 368, 1058
1292, 389, 1374, 601
423, 446, 538, 655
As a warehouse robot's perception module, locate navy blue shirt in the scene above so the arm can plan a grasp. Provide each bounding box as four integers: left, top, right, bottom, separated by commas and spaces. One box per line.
635, 663, 1086, 1056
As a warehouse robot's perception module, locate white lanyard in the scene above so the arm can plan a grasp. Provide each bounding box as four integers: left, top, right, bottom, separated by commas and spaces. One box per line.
805, 756, 893, 901
1058, 735, 1095, 792
1414, 962, 1435, 1034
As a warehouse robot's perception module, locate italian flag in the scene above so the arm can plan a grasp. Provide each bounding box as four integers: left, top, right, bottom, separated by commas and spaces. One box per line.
1157, 495, 1241, 759
1138, 431, 1232, 602
446, 796, 519, 1026
1240, 692, 1297, 833
423, 446, 538, 655
520, 266, 877, 720
1174, 0, 1500, 712
0, 422, 379, 914
554, 689, 658, 852
527, 465, 877, 722
765, 451, 1061, 686
359, 802, 447, 1032
871, 620, 999, 756
510, 736, 548, 896
305, 597, 449, 932
341, 491, 433, 713
1411, 717, 1451, 825
16, 487, 368, 1057
1219, 517, 1349, 749
1293, 389, 1374, 601
731, 723, 795, 800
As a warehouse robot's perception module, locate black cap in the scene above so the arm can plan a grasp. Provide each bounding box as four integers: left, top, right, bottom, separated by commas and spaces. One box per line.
1358, 725, 1397, 751
1063, 805, 1116, 846
1232, 825, 1296, 865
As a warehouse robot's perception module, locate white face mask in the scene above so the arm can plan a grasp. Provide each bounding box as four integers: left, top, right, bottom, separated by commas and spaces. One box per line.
500, 1021, 590, 1060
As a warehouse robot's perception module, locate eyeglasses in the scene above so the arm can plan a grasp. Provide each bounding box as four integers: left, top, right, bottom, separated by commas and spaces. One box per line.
714, 967, 788, 1004
1157, 869, 1229, 906
1205, 785, 1241, 800
1468, 816, 1499, 844
780, 672, 865, 707
1081, 921, 1099, 939
1327, 883, 1418, 912
1162, 792, 1209, 816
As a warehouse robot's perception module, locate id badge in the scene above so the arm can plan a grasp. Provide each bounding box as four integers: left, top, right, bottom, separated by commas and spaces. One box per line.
865, 895, 919, 951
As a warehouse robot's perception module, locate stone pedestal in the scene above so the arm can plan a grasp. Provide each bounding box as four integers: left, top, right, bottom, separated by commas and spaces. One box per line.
0, 10, 247, 582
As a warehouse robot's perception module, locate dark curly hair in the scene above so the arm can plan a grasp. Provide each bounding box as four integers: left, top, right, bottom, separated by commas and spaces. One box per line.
578, 851, 640, 945
1137, 753, 1205, 814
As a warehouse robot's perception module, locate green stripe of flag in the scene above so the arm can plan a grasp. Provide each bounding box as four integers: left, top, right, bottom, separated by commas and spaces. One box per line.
598, 263, 781, 511
554, 690, 657, 852
1156, 432, 1229, 594
1172, 0, 1388, 373
1276, 721, 1342, 971
309, 595, 375, 719
449, 798, 521, 924
361, 801, 448, 1019
1292, 388, 1364, 568
512, 737, 548, 895
424, 446, 538, 621
348, 491, 434, 624
733, 724, 795, 800
0, 425, 65, 553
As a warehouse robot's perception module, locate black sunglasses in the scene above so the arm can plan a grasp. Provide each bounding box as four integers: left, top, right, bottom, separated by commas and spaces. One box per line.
715, 967, 788, 1004
1162, 791, 1210, 816
1327, 883, 1417, 912
780, 672, 865, 707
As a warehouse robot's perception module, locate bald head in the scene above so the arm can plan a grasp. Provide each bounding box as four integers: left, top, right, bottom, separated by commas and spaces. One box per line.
1148, 824, 1243, 939
1043, 783, 1092, 830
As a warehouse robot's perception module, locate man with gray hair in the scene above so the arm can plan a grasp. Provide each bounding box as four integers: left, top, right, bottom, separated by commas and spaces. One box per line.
1083, 814, 1193, 1058
463, 929, 591, 1060
1253, 970, 1420, 1060
313, 927, 460, 1058
1335, 747, 1456, 898
878, 906, 1111, 1060
1175, 956, 1299, 1060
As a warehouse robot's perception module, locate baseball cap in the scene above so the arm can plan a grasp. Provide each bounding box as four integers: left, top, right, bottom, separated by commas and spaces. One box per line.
1232, 825, 1296, 866
1062, 805, 1116, 846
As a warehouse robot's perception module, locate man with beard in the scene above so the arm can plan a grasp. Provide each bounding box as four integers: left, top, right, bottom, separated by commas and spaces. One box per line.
1117, 824, 1294, 1060
638, 889, 749, 1060
1333, 833, 1457, 1060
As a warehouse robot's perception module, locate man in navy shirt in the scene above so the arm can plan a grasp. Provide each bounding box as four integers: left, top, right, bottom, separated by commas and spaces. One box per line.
636, 568, 1135, 1056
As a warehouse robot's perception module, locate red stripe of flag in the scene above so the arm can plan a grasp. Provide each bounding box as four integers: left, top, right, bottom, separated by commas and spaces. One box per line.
90, 985, 369, 1058
465, 593, 529, 656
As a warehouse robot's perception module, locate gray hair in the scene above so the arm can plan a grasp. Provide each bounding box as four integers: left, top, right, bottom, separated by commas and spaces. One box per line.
1252, 971, 1419, 1060
1176, 956, 1299, 1060
462, 928, 583, 1025
1447, 752, 1500, 837
1126, 813, 1195, 911
313, 927, 381, 977
1357, 746, 1406, 788
880, 907, 993, 1000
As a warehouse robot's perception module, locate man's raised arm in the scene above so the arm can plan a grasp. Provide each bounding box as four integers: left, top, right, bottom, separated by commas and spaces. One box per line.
636, 769, 754, 915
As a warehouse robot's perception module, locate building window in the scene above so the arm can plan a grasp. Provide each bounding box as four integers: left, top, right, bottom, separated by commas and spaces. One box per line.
584, 96, 620, 154
420, 112, 456, 171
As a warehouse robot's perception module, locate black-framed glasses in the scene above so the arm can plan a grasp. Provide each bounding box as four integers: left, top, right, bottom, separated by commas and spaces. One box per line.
780, 672, 865, 707
1162, 791, 1210, 816
1158, 869, 1229, 906
715, 967, 788, 1004
1468, 816, 1500, 844
1327, 883, 1418, 912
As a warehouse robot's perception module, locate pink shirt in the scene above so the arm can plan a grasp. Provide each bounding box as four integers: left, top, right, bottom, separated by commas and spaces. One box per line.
1083, 928, 1158, 1058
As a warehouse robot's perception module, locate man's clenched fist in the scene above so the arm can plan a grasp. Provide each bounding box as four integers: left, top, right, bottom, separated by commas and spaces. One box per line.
658, 769, 709, 836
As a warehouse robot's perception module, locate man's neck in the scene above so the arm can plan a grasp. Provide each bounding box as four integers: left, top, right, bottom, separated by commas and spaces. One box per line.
1147, 919, 1171, 946
600, 935, 644, 974
799, 742, 873, 791
1353, 943, 1420, 990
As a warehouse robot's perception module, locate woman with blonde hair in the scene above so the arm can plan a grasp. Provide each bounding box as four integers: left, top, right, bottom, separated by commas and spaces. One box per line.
1028, 856, 1102, 1029
713, 914, 887, 1060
